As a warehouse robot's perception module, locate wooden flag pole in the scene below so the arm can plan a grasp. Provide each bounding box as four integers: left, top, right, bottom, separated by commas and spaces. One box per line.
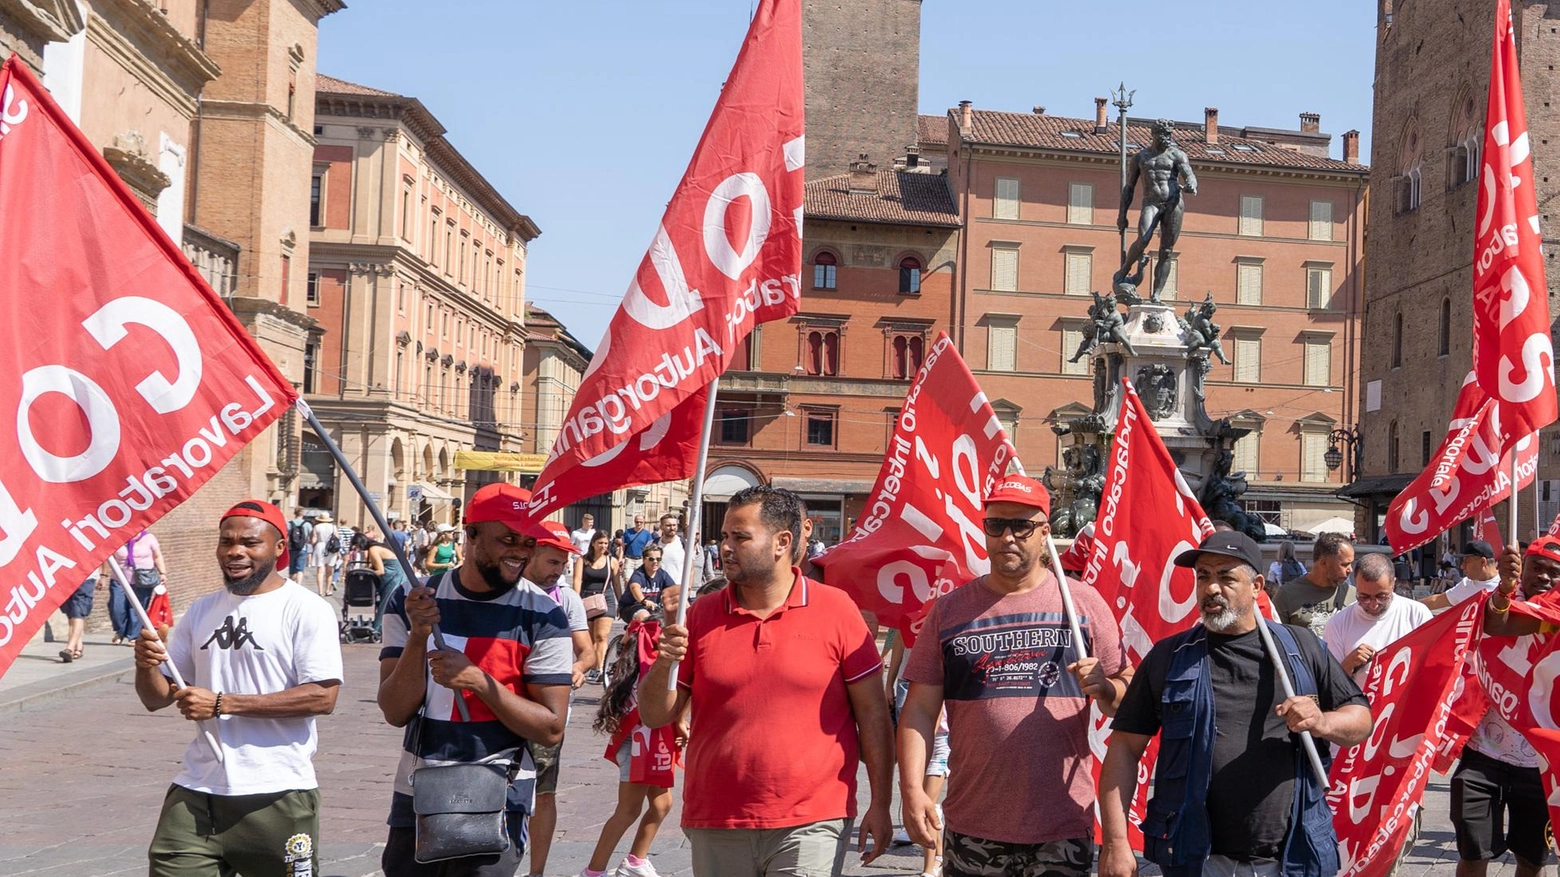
296, 400, 469, 722
669, 379, 721, 691
109, 555, 223, 762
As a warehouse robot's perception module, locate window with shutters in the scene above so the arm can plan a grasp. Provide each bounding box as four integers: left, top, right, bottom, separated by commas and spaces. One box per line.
1303, 337, 1331, 386
889, 333, 925, 379
805, 329, 839, 376
994, 177, 1020, 220
1300, 432, 1328, 482
1306, 264, 1333, 309
1234, 337, 1261, 383
717, 408, 751, 445
804, 408, 837, 448
991, 245, 1019, 291
1154, 254, 1179, 300
1236, 260, 1263, 305
1309, 201, 1334, 241
1060, 326, 1089, 375
812, 251, 837, 290
899, 256, 922, 295
1239, 196, 1264, 236
987, 321, 1017, 371
1064, 248, 1092, 295
1067, 183, 1093, 225
1232, 431, 1260, 476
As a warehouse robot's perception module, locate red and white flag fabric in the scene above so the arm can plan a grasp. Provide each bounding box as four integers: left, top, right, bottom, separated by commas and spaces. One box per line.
1477, 592, 1560, 837
528, 0, 804, 517
0, 59, 296, 676
1475, 507, 1504, 548
1327, 597, 1487, 877
813, 334, 1019, 646
1471, 0, 1557, 444
1385, 373, 1536, 554
1082, 379, 1216, 847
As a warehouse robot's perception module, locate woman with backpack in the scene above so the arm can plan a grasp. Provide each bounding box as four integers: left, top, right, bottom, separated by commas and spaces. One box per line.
311, 513, 339, 597
1266, 539, 1307, 600
108, 530, 168, 645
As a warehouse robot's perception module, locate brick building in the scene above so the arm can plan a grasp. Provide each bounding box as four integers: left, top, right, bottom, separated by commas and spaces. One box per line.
306, 75, 540, 530
1354, 0, 1560, 541
802, 0, 921, 179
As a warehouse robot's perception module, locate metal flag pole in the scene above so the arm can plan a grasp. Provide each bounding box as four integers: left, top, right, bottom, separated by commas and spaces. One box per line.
669, 379, 722, 691
1043, 532, 1089, 661
295, 400, 469, 722
1511, 451, 1521, 548
1253, 590, 1330, 785
108, 555, 223, 762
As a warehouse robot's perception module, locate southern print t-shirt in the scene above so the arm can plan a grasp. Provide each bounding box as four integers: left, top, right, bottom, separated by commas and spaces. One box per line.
1112, 624, 1367, 861
164, 581, 344, 795
380, 570, 573, 827
904, 574, 1123, 845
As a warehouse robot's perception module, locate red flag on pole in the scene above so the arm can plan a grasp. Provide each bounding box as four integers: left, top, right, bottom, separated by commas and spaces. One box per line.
1475, 506, 1504, 548
1471, 0, 1557, 444
1082, 379, 1216, 848
0, 59, 296, 677
812, 334, 1019, 646
528, 0, 804, 517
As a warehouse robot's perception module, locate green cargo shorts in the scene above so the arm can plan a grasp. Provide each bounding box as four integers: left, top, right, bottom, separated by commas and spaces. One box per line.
148, 784, 321, 877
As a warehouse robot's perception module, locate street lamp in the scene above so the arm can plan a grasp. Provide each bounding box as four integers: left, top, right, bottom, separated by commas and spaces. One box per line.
1326, 426, 1360, 478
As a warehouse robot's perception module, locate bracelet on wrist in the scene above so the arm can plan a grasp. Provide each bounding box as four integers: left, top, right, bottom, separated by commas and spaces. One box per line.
213, 692, 224, 717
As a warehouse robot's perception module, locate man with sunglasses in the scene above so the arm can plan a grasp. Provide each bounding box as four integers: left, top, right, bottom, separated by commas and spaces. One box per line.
1321, 552, 1430, 686
898, 474, 1130, 877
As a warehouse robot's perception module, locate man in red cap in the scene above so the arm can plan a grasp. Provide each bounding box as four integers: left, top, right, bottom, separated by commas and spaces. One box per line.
376, 482, 574, 877
134, 499, 343, 877
899, 474, 1131, 877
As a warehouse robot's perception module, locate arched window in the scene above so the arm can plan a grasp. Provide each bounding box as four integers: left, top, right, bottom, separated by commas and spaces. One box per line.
806, 330, 839, 376
1392, 312, 1404, 368
899, 256, 922, 295
813, 252, 837, 290
1387, 420, 1401, 473
1438, 297, 1451, 356
891, 334, 925, 378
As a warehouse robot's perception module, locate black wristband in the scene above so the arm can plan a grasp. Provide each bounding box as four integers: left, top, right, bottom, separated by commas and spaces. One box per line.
213, 692, 224, 717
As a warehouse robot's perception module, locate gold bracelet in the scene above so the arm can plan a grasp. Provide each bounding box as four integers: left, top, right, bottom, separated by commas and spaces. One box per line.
1491, 596, 1512, 614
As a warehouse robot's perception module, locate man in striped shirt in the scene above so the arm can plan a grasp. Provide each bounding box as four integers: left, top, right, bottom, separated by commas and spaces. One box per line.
377, 483, 572, 877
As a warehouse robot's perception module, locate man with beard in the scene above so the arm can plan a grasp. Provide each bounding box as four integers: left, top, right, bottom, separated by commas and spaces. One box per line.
1273, 532, 1356, 637
1099, 531, 1370, 877
134, 500, 343, 877
377, 483, 573, 877
1323, 552, 1431, 686
1447, 537, 1560, 877
641, 485, 893, 877
897, 474, 1129, 877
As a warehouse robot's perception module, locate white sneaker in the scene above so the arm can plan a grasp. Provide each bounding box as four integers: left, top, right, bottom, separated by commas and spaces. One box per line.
615, 858, 661, 877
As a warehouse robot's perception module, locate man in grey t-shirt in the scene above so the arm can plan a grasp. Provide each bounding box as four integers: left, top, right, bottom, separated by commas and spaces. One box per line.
1273, 532, 1356, 637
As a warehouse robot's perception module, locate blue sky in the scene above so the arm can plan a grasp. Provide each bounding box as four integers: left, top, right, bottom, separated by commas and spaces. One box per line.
318, 1, 1377, 347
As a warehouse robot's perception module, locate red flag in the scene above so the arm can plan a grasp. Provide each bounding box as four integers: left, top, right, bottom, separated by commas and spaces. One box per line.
1471, 0, 1557, 443
1327, 597, 1486, 877
812, 334, 1018, 646
0, 59, 296, 676
1548, 511, 1560, 538
528, 0, 804, 516
1082, 379, 1216, 848
1385, 373, 1536, 553
1475, 507, 1504, 548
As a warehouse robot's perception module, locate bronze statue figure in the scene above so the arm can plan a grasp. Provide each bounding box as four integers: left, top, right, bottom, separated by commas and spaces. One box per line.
1069, 290, 1136, 363
1180, 292, 1230, 365
1117, 120, 1198, 304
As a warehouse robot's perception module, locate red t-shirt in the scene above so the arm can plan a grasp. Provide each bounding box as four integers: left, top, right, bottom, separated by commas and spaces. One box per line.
904, 573, 1123, 844
678, 573, 881, 829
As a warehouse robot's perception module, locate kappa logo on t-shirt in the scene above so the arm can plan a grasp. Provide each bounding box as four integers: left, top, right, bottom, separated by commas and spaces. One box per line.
201, 614, 264, 651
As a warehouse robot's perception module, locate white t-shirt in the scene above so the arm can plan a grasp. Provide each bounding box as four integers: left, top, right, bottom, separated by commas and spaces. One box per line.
658, 536, 686, 583
163, 581, 344, 795
570, 527, 595, 556
1322, 596, 1433, 686
1445, 574, 1500, 606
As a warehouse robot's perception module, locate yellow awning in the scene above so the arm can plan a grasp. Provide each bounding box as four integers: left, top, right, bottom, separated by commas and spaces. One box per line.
454, 450, 549, 473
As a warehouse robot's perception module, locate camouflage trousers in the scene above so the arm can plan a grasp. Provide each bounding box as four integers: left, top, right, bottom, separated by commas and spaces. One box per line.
943, 831, 1093, 877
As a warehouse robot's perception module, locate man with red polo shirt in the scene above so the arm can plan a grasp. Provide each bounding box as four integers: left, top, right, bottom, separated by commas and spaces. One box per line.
899, 474, 1129, 877
641, 485, 894, 877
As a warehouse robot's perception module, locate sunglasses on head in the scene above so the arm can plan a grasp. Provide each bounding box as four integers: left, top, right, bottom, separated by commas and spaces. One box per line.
982, 517, 1041, 539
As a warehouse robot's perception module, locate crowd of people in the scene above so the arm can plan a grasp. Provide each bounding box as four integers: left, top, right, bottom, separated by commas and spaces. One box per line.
115, 478, 1558, 877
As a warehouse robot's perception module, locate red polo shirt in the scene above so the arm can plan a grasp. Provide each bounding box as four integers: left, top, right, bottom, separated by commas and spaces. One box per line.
677, 572, 881, 829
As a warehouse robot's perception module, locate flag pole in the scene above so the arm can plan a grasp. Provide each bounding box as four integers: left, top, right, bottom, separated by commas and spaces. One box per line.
1511, 451, 1521, 548
1254, 597, 1329, 785
669, 379, 721, 691
295, 400, 469, 722
109, 555, 223, 762
1043, 532, 1089, 661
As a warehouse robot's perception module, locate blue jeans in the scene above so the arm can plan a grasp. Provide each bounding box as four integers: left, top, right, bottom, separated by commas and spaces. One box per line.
108, 580, 155, 639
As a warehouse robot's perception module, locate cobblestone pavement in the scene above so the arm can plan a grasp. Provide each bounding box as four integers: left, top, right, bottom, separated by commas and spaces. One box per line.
0, 639, 1538, 877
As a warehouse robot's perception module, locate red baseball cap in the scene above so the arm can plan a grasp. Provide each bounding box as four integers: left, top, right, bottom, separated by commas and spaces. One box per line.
535, 520, 582, 555
984, 474, 1051, 515
1527, 536, 1560, 563
465, 483, 551, 539
221, 499, 289, 565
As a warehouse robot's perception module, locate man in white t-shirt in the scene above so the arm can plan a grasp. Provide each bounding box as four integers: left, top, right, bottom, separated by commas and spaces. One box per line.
655, 513, 687, 584
134, 499, 343, 877
1420, 540, 1500, 612
523, 521, 594, 877
1323, 552, 1432, 686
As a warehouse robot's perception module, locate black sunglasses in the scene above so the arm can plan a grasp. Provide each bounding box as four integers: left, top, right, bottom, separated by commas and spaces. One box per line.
982, 517, 1040, 539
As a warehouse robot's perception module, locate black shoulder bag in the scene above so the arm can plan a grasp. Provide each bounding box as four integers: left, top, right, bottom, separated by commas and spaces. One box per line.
407, 682, 516, 862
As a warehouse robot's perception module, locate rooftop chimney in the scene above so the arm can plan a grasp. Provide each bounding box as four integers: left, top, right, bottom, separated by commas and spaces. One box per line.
1204, 107, 1219, 144
1342, 129, 1360, 164
959, 100, 973, 130
848, 154, 878, 195
1032, 105, 1046, 115
904, 145, 920, 169
1094, 97, 1108, 134
1299, 112, 1321, 133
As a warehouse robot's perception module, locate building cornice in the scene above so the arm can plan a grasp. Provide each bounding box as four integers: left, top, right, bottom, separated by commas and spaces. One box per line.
962, 143, 1369, 184
200, 98, 314, 145
86, 0, 220, 119
0, 0, 83, 43
294, 0, 346, 22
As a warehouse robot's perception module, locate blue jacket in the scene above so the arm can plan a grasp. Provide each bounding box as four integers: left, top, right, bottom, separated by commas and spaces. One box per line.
1140, 622, 1338, 877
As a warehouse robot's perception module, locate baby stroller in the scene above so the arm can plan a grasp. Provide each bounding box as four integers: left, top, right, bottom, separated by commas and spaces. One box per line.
339, 557, 383, 643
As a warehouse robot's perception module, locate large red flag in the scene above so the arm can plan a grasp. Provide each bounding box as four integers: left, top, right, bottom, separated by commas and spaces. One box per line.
1385, 373, 1536, 553
1083, 379, 1216, 847
1473, 591, 1560, 848
1472, 0, 1557, 444
0, 59, 296, 675
1327, 597, 1486, 877
528, 0, 804, 516
812, 334, 1019, 646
